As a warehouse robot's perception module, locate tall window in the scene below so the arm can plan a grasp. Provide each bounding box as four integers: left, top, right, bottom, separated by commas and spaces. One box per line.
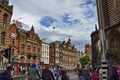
27, 46, 31, 52
33, 47, 36, 53
37, 48, 40, 53
21, 44, 25, 51
1, 32, 6, 44
11, 49, 14, 55
2, 13, 8, 28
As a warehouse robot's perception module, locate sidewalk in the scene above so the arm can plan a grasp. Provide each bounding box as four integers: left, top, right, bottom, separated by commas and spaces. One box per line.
12, 75, 27, 80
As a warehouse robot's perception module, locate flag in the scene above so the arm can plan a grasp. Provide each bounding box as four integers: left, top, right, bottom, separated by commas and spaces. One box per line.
12, 19, 23, 28
3, 48, 10, 59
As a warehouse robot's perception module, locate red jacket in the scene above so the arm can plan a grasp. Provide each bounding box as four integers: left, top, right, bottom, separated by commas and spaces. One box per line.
92, 72, 99, 80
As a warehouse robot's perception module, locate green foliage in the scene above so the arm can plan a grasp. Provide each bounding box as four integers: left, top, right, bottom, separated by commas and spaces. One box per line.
80, 55, 91, 66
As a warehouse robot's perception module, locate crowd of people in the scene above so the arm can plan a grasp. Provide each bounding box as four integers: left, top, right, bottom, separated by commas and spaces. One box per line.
74, 63, 120, 80
0, 62, 120, 80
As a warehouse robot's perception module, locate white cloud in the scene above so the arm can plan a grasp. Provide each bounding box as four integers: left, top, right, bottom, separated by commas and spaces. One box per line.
9, 0, 98, 51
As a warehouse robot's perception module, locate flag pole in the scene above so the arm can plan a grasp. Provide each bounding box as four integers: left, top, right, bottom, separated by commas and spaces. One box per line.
8, 47, 11, 63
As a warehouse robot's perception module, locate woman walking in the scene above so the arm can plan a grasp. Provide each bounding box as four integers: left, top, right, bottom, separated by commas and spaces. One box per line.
61, 69, 70, 80
28, 63, 40, 80
91, 67, 99, 80
75, 68, 85, 80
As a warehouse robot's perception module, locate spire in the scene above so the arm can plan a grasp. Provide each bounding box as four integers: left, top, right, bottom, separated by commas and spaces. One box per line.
30, 25, 35, 33
68, 35, 72, 43
67, 37, 72, 48
31, 25, 34, 31
95, 24, 97, 31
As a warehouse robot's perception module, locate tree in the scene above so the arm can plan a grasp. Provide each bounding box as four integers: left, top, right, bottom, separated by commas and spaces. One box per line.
80, 55, 91, 66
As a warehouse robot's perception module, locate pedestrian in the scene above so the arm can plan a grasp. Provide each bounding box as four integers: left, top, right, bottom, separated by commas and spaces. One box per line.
42, 65, 55, 80
55, 66, 60, 80
22, 66, 26, 75
75, 68, 85, 80
0, 65, 13, 80
50, 66, 55, 78
107, 62, 113, 80
117, 65, 120, 80
82, 66, 90, 80
91, 67, 99, 80
112, 64, 119, 80
61, 69, 70, 80
98, 66, 102, 80
28, 63, 40, 80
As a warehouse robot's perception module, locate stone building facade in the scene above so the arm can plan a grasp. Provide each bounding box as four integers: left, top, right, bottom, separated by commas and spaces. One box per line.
91, 0, 120, 66
49, 39, 77, 69
60, 39, 77, 69
0, 0, 13, 65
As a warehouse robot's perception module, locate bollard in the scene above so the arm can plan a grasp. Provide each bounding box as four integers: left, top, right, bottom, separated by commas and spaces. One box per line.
102, 59, 107, 80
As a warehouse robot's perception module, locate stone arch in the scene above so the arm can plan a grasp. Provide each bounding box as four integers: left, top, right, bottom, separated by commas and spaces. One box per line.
107, 29, 120, 64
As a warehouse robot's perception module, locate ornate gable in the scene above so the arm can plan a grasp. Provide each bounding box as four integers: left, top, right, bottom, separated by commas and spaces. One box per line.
61, 41, 66, 48
28, 25, 36, 40
67, 38, 72, 49
30, 25, 35, 34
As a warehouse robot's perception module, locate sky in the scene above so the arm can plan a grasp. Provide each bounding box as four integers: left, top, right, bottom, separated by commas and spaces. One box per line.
9, 0, 98, 52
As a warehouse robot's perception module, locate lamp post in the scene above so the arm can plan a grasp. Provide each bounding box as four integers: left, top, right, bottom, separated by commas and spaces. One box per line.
99, 28, 108, 80
97, 0, 108, 79
10, 33, 16, 63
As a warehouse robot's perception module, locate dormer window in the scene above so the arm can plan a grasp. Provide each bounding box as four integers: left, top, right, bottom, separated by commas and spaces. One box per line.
2, 13, 8, 28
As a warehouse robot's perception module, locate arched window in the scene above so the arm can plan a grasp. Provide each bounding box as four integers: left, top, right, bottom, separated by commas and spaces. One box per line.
1, 32, 6, 44
2, 13, 8, 28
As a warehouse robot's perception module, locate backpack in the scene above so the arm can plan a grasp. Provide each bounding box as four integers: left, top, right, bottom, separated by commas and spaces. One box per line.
0, 70, 13, 80
112, 67, 116, 77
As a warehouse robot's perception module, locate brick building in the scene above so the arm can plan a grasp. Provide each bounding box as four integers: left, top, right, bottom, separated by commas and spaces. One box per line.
49, 41, 60, 67
85, 44, 92, 55
10, 24, 42, 64
0, 0, 42, 65
91, 0, 120, 66
0, 0, 13, 65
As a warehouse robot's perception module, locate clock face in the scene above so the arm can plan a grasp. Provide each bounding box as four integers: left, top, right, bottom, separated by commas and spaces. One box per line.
96, 40, 101, 53
11, 33, 16, 38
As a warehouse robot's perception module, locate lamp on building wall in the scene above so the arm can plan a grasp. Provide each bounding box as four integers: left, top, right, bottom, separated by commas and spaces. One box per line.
11, 33, 16, 44
10, 33, 16, 63
99, 26, 108, 80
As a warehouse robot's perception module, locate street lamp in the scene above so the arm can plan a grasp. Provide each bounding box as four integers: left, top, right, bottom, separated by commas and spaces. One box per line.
11, 33, 16, 44
97, 0, 108, 79
99, 27, 108, 80
10, 33, 16, 63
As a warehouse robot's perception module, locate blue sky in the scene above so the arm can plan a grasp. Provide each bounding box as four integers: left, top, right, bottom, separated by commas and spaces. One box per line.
9, 0, 98, 52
